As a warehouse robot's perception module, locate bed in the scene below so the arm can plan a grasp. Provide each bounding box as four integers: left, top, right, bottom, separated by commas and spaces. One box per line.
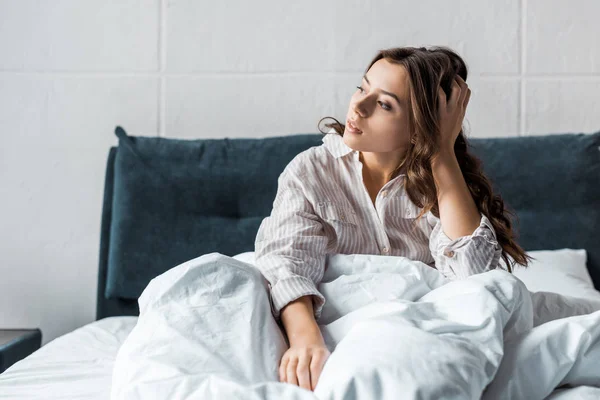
0, 126, 599, 399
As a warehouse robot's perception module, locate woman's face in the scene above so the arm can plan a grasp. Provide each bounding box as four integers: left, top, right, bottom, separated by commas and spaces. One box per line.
343, 58, 412, 155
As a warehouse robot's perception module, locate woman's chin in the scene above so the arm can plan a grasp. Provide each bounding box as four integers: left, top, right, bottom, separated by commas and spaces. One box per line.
342, 135, 361, 150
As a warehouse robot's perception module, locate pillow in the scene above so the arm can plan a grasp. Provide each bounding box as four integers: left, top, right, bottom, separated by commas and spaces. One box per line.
508, 249, 600, 301
509, 249, 600, 326
234, 249, 600, 301
232, 251, 257, 265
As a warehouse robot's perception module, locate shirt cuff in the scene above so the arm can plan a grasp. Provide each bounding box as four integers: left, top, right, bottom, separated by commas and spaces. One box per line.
269, 275, 327, 322
437, 214, 498, 258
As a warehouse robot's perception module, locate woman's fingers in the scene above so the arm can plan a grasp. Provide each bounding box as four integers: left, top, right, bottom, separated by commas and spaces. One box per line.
438, 86, 447, 109
439, 81, 459, 112
296, 357, 312, 391
279, 355, 288, 382
440, 76, 470, 112
279, 347, 330, 391
309, 353, 327, 390
455, 75, 470, 108
286, 357, 299, 385
463, 87, 471, 109
450, 78, 462, 105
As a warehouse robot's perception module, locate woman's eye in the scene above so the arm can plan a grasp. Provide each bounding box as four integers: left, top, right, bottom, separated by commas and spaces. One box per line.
355, 86, 391, 111
379, 102, 391, 111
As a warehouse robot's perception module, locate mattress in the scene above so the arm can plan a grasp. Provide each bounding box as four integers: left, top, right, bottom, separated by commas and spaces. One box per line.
0, 316, 137, 400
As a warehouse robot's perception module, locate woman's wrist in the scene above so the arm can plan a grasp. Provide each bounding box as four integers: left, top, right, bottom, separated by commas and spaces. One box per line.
281, 296, 324, 346
431, 148, 456, 166
288, 328, 325, 347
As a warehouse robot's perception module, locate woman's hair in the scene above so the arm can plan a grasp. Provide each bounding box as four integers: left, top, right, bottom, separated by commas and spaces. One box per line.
317, 46, 532, 272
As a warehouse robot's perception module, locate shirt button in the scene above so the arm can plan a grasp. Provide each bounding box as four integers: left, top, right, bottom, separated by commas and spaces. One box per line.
381, 190, 388, 197
444, 250, 455, 258
382, 247, 389, 254
340, 214, 346, 221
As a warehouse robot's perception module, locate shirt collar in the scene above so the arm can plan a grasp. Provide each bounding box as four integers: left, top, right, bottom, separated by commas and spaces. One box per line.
322, 129, 356, 159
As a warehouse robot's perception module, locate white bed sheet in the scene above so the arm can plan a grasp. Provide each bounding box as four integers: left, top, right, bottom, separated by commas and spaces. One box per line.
0, 316, 138, 400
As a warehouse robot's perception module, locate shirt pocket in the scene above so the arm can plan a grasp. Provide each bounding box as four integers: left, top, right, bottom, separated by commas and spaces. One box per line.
317, 201, 360, 226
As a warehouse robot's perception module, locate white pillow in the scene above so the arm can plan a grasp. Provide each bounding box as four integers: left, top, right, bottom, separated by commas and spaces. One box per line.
504, 248, 600, 301
233, 249, 600, 301
232, 251, 256, 265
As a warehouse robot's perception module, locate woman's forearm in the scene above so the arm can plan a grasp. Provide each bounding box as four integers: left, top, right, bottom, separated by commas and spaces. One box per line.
431, 150, 481, 240
280, 295, 324, 345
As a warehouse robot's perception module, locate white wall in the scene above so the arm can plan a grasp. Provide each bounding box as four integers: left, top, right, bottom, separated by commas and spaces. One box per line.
1, 0, 598, 345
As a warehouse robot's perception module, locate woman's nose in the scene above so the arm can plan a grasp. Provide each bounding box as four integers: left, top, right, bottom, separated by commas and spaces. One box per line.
352, 101, 367, 118
353, 95, 372, 117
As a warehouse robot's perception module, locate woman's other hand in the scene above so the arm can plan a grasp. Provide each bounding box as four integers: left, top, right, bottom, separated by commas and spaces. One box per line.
279, 331, 331, 391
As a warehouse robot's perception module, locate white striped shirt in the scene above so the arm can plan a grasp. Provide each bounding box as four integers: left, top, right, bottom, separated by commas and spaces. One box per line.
254, 131, 503, 321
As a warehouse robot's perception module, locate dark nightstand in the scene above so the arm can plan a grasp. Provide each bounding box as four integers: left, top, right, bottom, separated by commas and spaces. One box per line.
0, 329, 42, 373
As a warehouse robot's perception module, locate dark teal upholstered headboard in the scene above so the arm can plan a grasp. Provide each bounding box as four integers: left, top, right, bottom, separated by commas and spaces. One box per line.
96, 127, 600, 320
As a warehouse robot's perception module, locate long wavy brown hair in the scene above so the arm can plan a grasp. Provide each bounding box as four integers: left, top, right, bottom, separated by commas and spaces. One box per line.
317, 46, 532, 272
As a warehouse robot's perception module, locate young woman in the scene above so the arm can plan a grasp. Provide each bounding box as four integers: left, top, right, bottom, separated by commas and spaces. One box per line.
253, 46, 531, 392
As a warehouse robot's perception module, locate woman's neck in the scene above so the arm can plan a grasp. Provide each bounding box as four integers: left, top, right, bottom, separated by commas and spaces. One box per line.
359, 151, 406, 186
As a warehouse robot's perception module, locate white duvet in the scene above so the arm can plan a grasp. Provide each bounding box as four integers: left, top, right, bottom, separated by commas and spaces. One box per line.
110, 252, 600, 400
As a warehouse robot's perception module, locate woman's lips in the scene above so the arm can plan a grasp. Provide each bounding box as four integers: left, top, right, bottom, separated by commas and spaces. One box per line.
346, 120, 362, 134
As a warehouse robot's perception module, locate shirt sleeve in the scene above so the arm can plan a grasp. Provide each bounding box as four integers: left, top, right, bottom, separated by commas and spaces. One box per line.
427, 212, 503, 280
254, 168, 329, 322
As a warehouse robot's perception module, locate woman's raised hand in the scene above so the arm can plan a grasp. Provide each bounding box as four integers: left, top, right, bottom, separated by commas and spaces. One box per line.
437, 74, 471, 152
